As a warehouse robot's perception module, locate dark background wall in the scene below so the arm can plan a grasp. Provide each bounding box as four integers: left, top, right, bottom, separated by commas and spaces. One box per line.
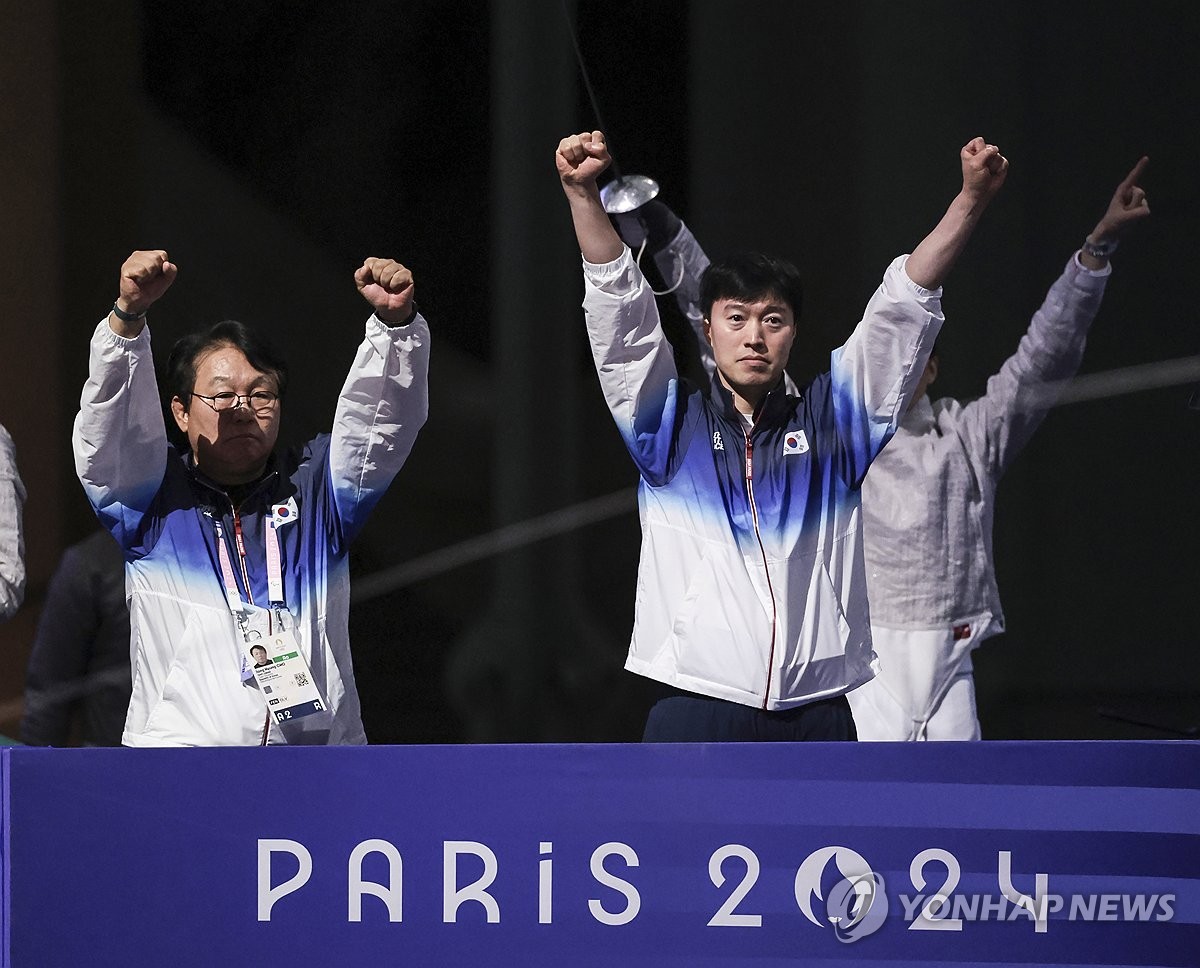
1, 0, 1196, 743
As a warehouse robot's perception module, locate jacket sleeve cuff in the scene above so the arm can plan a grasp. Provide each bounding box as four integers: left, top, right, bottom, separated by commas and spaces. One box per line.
370, 309, 422, 332
582, 245, 640, 295
1070, 250, 1114, 282
96, 316, 152, 352
893, 254, 942, 301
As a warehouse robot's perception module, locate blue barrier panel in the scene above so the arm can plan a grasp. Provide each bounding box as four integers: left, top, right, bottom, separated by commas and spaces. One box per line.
1, 742, 1198, 967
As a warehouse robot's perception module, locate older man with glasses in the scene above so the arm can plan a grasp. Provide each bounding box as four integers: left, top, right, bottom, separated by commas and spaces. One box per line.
73, 249, 430, 747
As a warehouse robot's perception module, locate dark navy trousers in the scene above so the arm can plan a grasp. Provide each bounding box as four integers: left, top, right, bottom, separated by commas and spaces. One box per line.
642, 690, 857, 742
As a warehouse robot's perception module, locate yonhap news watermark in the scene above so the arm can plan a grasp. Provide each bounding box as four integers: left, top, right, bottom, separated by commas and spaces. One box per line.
794, 846, 1175, 943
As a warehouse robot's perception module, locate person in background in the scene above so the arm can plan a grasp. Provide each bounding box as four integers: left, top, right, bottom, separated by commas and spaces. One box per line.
21, 530, 130, 747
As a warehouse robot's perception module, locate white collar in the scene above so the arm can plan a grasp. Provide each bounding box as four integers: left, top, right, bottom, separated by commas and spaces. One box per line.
900, 393, 936, 433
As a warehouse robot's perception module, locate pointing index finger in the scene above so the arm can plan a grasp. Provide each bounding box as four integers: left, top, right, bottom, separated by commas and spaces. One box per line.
1121, 155, 1150, 189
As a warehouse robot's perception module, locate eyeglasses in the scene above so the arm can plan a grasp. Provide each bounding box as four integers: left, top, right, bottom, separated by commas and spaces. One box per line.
191, 390, 280, 414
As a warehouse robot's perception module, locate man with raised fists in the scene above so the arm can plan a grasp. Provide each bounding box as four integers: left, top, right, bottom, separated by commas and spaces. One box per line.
559, 129, 1005, 741
74, 250, 430, 746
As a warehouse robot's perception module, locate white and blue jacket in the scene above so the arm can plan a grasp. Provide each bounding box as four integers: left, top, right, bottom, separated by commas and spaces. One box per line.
583, 246, 941, 709
73, 314, 429, 746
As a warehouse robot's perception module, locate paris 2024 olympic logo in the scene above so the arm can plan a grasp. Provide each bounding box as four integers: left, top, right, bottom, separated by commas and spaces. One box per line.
794, 846, 889, 943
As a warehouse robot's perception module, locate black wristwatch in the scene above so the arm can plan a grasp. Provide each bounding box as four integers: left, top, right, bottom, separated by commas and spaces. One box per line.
1082, 236, 1118, 259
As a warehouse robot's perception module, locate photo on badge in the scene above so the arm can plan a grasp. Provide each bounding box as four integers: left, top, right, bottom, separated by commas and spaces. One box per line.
249, 642, 274, 670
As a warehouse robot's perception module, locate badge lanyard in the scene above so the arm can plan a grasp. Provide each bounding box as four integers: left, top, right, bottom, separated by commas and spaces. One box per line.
214, 515, 288, 630
212, 509, 326, 733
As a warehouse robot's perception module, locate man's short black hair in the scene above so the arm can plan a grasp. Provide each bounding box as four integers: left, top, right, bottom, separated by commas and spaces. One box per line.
165, 320, 288, 408
699, 252, 804, 321
250, 644, 267, 656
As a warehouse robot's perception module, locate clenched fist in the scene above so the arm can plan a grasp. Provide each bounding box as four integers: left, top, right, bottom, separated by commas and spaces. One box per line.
960, 137, 1009, 202
556, 130, 612, 191
108, 250, 177, 336
117, 249, 177, 316
355, 258, 416, 325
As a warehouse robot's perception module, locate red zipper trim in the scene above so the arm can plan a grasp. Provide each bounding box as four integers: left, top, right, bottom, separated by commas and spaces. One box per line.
231, 507, 255, 607
743, 422, 778, 710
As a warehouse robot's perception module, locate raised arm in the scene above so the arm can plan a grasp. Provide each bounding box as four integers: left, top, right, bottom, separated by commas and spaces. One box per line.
108, 249, 178, 338
329, 258, 430, 540
959, 157, 1151, 476
1079, 155, 1150, 270
614, 202, 716, 370
828, 137, 1007, 487
830, 257, 945, 487
559, 130, 684, 485
557, 130, 624, 264
906, 137, 1008, 290
73, 251, 178, 548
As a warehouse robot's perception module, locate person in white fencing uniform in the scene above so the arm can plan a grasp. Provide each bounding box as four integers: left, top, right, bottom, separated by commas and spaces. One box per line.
617, 157, 1150, 740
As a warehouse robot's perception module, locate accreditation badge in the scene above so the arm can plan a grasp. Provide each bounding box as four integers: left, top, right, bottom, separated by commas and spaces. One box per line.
239, 606, 327, 724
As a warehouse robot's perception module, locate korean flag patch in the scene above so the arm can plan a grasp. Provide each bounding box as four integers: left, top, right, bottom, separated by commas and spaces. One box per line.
272, 496, 299, 528
783, 430, 809, 456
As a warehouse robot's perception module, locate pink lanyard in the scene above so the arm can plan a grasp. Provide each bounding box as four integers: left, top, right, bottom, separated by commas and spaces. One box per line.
214, 517, 286, 611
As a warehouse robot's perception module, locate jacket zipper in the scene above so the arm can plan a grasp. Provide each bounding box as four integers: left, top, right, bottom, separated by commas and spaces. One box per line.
230, 506, 256, 606
742, 422, 778, 710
